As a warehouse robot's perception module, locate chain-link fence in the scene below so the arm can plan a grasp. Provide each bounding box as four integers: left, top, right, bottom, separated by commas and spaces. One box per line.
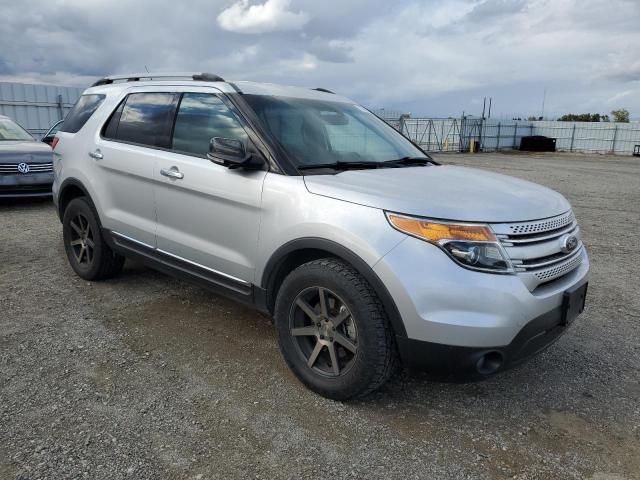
373, 109, 640, 155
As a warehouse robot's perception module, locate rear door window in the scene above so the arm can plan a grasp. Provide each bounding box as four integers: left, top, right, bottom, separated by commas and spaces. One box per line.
60, 94, 105, 133
105, 93, 178, 148
171, 93, 248, 157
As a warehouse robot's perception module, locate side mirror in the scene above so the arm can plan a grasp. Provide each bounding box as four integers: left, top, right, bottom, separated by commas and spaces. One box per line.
207, 137, 263, 170
42, 136, 54, 145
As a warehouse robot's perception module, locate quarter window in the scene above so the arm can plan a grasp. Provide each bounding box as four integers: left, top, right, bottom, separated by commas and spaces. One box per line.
60, 94, 105, 133
172, 93, 248, 157
102, 99, 125, 139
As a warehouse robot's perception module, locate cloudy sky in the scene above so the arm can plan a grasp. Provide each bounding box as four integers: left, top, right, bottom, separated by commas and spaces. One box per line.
1, 0, 638, 118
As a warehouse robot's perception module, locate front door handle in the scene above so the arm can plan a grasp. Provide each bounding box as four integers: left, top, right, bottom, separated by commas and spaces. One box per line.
160, 166, 184, 180
88, 149, 103, 160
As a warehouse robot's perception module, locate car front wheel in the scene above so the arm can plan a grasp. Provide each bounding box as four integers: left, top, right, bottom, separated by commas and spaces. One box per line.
274, 258, 397, 400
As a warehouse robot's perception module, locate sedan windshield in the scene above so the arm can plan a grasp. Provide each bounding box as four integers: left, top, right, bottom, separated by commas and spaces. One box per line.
243, 95, 428, 170
0, 118, 34, 141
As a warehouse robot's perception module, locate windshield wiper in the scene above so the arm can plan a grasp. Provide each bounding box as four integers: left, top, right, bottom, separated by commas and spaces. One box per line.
298, 161, 384, 171
297, 157, 435, 172
382, 156, 432, 166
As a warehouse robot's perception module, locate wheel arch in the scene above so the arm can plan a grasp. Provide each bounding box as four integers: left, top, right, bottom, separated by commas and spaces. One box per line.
261, 237, 407, 338
57, 178, 93, 222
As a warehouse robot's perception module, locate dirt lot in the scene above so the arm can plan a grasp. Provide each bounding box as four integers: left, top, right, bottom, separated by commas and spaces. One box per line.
1, 152, 639, 480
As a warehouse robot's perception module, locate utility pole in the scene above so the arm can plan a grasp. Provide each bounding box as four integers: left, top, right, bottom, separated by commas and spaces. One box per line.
488, 97, 492, 119
479, 97, 487, 152
541, 87, 547, 120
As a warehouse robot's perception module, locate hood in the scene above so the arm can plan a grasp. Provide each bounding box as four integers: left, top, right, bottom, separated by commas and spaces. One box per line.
303, 165, 570, 223
0, 140, 53, 163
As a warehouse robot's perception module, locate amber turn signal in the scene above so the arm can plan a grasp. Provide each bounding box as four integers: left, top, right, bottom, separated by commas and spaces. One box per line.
387, 214, 497, 243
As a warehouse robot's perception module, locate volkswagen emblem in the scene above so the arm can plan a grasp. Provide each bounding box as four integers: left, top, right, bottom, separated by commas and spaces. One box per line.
560, 234, 579, 253
17, 162, 30, 174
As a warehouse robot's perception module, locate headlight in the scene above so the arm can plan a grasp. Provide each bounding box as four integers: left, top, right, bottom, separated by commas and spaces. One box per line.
386, 213, 513, 273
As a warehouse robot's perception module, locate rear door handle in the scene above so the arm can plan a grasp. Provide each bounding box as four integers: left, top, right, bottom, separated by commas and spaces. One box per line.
160, 166, 184, 180
88, 149, 103, 160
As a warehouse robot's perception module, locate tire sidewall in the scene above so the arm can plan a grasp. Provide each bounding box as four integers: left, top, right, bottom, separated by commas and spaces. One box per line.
275, 261, 388, 399
62, 197, 106, 280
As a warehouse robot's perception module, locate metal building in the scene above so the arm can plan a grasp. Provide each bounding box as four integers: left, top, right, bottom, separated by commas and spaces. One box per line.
0, 81, 84, 138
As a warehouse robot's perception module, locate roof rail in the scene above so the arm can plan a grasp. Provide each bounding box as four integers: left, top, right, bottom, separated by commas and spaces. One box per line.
312, 87, 334, 94
91, 72, 225, 87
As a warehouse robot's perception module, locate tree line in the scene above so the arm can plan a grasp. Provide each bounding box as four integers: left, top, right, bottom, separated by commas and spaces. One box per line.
556, 109, 630, 123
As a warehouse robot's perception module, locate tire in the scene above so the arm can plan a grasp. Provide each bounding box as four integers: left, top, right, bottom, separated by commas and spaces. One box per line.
274, 258, 398, 400
62, 197, 125, 280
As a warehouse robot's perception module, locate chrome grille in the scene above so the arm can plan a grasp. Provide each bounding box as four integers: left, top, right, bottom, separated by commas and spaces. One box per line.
533, 249, 585, 282
0, 162, 54, 174
493, 211, 586, 290
506, 211, 574, 235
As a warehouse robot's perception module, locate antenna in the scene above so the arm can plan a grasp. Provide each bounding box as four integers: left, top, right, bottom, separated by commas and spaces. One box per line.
144, 65, 150, 73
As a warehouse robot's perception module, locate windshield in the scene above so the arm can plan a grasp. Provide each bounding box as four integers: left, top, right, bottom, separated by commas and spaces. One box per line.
0, 118, 34, 141
243, 95, 426, 169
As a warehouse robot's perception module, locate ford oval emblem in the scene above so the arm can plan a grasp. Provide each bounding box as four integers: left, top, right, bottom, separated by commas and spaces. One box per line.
561, 234, 579, 253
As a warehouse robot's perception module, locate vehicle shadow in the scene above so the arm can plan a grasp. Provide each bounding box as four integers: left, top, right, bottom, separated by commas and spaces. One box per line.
89, 263, 639, 477
107, 259, 603, 409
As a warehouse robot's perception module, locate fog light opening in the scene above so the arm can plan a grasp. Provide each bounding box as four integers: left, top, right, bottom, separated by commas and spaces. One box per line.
476, 351, 504, 375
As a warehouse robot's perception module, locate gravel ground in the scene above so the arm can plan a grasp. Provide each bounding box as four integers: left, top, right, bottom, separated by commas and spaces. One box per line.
1, 152, 639, 480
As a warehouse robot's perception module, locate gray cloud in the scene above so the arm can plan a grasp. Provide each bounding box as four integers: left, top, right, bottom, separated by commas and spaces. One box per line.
469, 0, 527, 19
307, 38, 353, 63
0, 0, 638, 118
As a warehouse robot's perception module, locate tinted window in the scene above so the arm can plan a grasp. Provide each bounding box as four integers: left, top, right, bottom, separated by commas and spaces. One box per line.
102, 99, 125, 139
111, 93, 178, 148
60, 94, 105, 133
172, 93, 248, 157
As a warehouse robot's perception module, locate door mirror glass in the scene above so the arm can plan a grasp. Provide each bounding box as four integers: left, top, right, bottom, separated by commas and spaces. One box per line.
207, 137, 263, 169
208, 137, 246, 162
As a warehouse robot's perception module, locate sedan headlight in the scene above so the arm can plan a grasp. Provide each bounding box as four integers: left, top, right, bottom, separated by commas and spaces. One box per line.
386, 213, 513, 273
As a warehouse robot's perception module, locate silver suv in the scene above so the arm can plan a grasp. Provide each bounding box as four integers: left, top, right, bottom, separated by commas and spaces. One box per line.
52, 73, 589, 399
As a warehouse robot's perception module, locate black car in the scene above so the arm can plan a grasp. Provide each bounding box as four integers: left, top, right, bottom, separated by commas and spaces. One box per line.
0, 115, 54, 198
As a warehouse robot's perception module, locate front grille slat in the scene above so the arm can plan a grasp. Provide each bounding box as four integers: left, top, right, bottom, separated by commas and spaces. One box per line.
530, 249, 585, 282
508, 211, 574, 234
516, 245, 584, 270
0, 162, 53, 174
502, 223, 579, 245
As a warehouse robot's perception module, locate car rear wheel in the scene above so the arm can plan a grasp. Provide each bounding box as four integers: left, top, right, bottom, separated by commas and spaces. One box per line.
274, 258, 397, 400
62, 197, 124, 280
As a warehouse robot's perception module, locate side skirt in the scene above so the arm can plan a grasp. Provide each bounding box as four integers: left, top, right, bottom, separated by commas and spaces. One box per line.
102, 229, 269, 313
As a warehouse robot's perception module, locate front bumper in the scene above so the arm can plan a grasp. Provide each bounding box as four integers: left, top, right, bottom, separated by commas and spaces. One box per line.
0, 172, 53, 197
373, 236, 589, 371
396, 299, 579, 376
